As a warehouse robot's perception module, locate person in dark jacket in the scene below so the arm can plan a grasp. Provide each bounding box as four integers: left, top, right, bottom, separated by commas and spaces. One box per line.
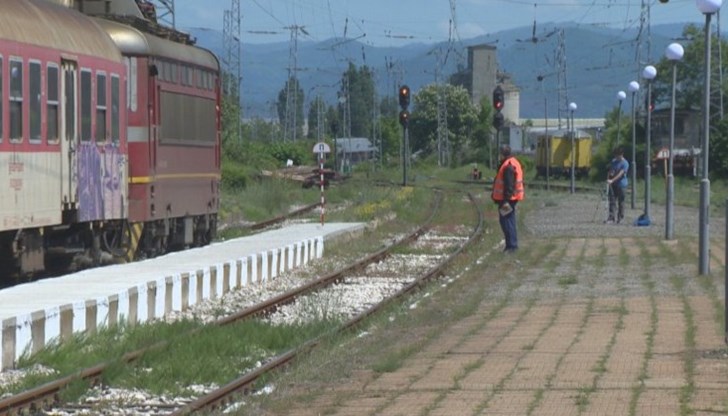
606, 147, 629, 224
491, 145, 525, 253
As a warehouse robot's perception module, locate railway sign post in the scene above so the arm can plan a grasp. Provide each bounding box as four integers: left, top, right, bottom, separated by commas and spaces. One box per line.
313, 142, 331, 226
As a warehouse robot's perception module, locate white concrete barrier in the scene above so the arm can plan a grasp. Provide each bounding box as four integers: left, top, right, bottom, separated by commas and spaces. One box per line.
0, 235, 328, 371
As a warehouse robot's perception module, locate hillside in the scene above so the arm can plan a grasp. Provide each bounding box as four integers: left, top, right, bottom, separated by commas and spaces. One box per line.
188, 22, 694, 119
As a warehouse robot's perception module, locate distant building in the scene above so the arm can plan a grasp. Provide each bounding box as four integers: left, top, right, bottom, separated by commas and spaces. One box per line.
451, 43, 520, 123
334, 138, 377, 172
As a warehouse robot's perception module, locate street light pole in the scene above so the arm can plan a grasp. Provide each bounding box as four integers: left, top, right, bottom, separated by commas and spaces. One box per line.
616, 91, 626, 146
569, 102, 577, 194
696, 0, 721, 275
642, 65, 657, 223
665, 42, 684, 240
628, 81, 640, 210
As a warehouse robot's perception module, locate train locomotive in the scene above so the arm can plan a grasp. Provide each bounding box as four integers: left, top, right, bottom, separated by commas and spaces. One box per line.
0, 0, 220, 279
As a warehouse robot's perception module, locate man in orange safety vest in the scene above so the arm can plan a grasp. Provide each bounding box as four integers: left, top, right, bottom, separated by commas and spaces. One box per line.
491, 145, 524, 253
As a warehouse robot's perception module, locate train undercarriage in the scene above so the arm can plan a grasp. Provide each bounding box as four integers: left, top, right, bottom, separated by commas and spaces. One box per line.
0, 213, 217, 282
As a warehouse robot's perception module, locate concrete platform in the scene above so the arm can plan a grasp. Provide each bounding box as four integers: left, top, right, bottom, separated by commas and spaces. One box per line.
0, 222, 366, 371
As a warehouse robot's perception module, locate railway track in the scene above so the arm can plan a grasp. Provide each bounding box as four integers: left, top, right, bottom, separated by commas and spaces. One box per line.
0, 189, 483, 415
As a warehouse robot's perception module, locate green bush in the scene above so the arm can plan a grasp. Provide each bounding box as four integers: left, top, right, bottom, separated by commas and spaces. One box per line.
269, 141, 310, 166
221, 163, 248, 189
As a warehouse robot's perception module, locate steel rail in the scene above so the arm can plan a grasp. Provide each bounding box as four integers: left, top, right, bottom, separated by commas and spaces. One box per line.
0, 190, 443, 416
171, 192, 483, 415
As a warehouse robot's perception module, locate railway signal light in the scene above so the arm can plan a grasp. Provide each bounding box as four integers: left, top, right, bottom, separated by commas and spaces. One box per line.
493, 86, 504, 112
399, 110, 410, 127
399, 85, 411, 109
492, 112, 504, 130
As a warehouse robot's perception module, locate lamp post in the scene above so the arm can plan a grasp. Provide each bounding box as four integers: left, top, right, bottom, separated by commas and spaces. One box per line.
628, 81, 640, 210
616, 90, 626, 147
696, 0, 721, 275
665, 42, 684, 240
569, 102, 577, 194
642, 65, 657, 223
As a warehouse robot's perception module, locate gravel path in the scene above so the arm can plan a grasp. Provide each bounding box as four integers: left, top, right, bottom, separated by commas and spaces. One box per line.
524, 188, 725, 240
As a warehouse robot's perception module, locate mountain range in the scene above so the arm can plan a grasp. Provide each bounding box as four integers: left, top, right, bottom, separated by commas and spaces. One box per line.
187, 21, 695, 120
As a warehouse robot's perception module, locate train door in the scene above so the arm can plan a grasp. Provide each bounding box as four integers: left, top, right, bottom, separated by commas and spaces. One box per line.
60, 60, 78, 207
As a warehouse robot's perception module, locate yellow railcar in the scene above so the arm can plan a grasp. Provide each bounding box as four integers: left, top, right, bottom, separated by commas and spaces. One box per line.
535, 130, 592, 178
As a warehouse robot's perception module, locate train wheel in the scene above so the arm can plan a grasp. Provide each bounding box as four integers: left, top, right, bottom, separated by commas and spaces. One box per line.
102, 221, 141, 262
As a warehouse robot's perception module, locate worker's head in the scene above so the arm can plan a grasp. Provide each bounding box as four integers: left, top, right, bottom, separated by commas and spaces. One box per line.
500, 145, 512, 159
613, 146, 624, 160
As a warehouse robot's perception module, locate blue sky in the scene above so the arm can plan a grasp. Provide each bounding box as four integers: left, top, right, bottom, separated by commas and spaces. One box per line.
173, 0, 714, 46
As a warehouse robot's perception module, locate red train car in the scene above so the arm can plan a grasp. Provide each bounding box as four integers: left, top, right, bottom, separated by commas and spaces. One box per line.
0, 0, 221, 279
0, 0, 128, 276
95, 18, 221, 258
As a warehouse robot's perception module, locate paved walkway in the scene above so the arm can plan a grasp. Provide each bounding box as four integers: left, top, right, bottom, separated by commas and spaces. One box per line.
261, 193, 728, 416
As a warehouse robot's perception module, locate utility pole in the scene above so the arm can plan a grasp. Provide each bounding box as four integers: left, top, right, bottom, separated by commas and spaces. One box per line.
222, 0, 241, 141
148, 0, 175, 28
431, 48, 450, 167
284, 25, 308, 141
336, 73, 352, 172
371, 71, 382, 168
447, 0, 465, 70
555, 29, 569, 130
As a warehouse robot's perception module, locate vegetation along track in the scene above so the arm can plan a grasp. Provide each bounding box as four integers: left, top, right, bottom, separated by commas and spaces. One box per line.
0, 188, 483, 415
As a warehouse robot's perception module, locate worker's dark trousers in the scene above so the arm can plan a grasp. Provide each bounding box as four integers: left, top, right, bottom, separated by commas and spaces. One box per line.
499, 201, 518, 250
608, 184, 625, 222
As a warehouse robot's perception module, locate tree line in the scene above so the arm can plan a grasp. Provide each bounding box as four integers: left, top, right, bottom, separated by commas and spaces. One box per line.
221, 61, 498, 174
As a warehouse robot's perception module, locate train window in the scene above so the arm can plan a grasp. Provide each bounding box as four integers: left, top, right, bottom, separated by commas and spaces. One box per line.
47, 65, 59, 143
9, 59, 23, 142
111, 75, 120, 144
162, 61, 172, 82
63, 63, 76, 145
80, 69, 92, 142
29, 61, 41, 142
96, 72, 107, 143
186, 66, 192, 86
171, 63, 178, 83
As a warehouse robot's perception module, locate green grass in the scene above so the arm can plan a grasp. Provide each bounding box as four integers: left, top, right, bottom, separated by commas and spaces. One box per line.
7, 318, 341, 401
558, 275, 579, 286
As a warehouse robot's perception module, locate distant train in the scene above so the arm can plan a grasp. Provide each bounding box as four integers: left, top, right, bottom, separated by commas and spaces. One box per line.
535, 130, 592, 178
0, 0, 220, 278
